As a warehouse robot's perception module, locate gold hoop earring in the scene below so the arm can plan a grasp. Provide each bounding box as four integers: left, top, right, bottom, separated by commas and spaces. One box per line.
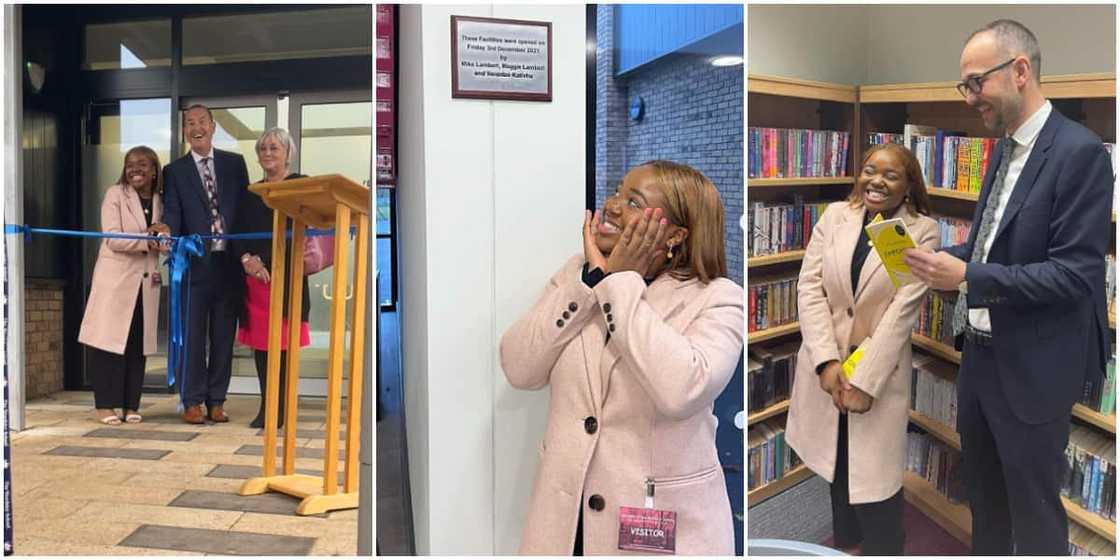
666, 244, 674, 260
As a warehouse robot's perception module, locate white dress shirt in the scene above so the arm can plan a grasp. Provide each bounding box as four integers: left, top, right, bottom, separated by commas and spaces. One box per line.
190, 148, 216, 186
969, 100, 1053, 332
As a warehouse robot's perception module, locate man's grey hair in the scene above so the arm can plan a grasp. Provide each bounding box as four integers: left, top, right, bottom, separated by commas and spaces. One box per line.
255, 127, 298, 164
968, 19, 1042, 83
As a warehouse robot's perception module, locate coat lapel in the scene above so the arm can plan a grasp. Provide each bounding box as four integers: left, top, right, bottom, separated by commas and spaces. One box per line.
183, 153, 211, 212
829, 204, 860, 309
580, 318, 606, 413
120, 186, 145, 232
991, 112, 1058, 245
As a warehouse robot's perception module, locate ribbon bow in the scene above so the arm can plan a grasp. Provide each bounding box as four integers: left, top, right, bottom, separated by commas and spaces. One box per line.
167, 234, 204, 410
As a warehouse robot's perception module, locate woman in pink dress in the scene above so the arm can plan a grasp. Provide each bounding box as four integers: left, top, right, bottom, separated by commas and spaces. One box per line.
233, 128, 331, 428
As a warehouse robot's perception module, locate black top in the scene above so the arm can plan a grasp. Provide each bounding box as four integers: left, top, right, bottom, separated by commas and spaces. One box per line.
138, 194, 154, 228
850, 211, 874, 296
231, 172, 312, 326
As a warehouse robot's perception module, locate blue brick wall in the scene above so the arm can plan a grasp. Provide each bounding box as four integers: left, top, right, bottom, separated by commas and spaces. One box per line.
595, 6, 744, 286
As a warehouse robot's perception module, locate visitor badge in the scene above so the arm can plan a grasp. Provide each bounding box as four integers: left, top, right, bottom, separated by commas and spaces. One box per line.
618, 479, 676, 554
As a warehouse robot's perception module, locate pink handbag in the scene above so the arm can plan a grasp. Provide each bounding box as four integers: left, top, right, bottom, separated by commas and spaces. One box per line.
303, 234, 335, 274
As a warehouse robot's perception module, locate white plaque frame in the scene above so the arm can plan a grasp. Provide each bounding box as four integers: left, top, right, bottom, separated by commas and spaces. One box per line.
451, 15, 552, 102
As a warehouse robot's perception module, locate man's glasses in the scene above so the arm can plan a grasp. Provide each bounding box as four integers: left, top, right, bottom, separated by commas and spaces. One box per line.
955, 58, 1017, 98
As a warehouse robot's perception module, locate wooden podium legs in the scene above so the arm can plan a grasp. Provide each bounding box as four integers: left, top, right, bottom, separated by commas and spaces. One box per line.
239, 203, 369, 516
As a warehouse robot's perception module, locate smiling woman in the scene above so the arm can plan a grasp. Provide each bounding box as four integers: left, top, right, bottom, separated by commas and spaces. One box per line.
500, 160, 743, 555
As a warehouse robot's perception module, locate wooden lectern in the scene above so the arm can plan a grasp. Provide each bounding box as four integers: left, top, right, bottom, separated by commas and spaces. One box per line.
238, 174, 370, 515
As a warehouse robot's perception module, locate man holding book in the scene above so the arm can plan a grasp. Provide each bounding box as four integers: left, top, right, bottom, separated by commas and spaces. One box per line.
904, 19, 1112, 555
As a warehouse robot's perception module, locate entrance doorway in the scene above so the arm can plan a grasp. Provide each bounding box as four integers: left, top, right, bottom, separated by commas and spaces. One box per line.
80, 92, 371, 398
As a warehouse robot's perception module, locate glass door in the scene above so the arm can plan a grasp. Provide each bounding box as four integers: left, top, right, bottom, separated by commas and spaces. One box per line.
288, 91, 372, 396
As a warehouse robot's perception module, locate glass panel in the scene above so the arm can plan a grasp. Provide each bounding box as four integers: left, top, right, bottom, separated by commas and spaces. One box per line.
81, 99, 172, 387
376, 188, 391, 235
179, 106, 267, 184
377, 237, 392, 307
298, 100, 372, 379
83, 20, 172, 70
183, 7, 372, 66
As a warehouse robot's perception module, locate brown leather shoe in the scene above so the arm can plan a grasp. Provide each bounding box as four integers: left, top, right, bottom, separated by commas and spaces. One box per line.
208, 404, 229, 423
182, 404, 206, 424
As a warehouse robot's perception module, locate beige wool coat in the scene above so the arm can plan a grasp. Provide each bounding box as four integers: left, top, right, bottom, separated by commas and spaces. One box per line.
500, 255, 744, 555
78, 184, 163, 356
785, 202, 938, 504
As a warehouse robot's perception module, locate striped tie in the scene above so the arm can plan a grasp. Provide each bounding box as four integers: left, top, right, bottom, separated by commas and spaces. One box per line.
951, 138, 1015, 336
199, 157, 226, 251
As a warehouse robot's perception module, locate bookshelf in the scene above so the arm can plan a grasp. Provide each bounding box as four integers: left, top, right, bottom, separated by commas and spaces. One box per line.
748, 399, 789, 426
748, 464, 813, 505
747, 250, 805, 267
748, 321, 800, 344
748, 177, 855, 188
906, 410, 1117, 544
862, 73, 1117, 554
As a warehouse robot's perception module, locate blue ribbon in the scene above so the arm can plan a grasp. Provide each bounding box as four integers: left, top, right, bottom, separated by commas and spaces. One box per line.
3, 224, 352, 409
167, 235, 203, 410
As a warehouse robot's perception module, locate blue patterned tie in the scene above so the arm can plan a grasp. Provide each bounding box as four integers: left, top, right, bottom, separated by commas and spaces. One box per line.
952, 138, 1015, 336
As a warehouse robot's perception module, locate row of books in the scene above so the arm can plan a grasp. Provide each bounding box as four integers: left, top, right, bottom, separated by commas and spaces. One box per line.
747, 418, 803, 491
868, 125, 999, 193
910, 353, 959, 431
914, 291, 955, 347
747, 274, 798, 333
1079, 348, 1116, 416
1069, 524, 1115, 556
867, 132, 903, 146
1063, 425, 1116, 521
936, 216, 971, 249
747, 343, 798, 414
748, 127, 850, 179
747, 199, 831, 257
1106, 254, 1115, 316
906, 428, 967, 504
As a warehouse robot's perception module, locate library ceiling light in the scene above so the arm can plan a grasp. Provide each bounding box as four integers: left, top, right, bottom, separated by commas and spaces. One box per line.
710, 55, 743, 67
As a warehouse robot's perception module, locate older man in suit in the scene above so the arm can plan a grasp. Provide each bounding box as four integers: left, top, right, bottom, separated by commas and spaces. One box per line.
163, 104, 250, 424
905, 20, 1112, 555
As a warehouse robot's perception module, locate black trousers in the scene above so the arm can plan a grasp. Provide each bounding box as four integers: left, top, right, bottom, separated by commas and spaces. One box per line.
88, 286, 145, 410
830, 412, 905, 555
183, 252, 238, 408
957, 338, 1070, 555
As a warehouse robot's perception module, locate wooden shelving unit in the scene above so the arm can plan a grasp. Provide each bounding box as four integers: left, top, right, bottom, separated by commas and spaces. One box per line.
747, 250, 805, 267
902, 471, 972, 546
908, 412, 1117, 544
747, 464, 813, 506
926, 188, 980, 202
748, 176, 855, 188
1072, 403, 1117, 434
911, 333, 961, 364
747, 399, 789, 426
748, 322, 800, 345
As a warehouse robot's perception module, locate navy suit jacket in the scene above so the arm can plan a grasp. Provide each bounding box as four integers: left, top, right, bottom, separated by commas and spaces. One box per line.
943, 108, 1112, 424
162, 148, 250, 282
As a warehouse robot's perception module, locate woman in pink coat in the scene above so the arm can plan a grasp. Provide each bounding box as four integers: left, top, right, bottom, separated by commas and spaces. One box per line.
785, 143, 939, 555
78, 146, 169, 425
500, 161, 743, 555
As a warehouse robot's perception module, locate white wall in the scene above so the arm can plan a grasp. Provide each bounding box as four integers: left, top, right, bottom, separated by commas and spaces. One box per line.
748, 4, 1115, 85
863, 5, 1115, 84
398, 4, 586, 554
747, 5, 869, 85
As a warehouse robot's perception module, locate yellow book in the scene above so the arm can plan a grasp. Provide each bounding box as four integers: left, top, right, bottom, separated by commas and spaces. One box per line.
841, 337, 870, 380
865, 215, 918, 288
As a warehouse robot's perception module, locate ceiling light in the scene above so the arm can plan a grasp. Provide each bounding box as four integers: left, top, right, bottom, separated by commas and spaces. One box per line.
710, 55, 743, 67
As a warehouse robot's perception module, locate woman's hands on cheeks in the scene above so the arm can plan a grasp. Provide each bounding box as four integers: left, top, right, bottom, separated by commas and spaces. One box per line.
605, 207, 668, 278
583, 209, 608, 272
